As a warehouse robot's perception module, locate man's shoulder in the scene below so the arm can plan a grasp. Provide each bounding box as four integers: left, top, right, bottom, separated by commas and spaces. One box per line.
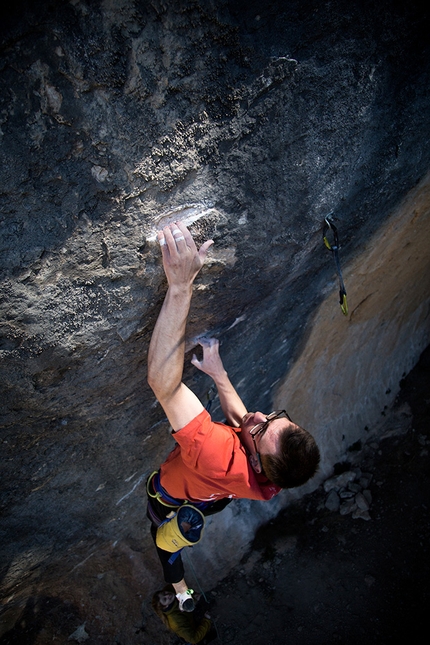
174, 407, 211, 434
176, 408, 236, 435
174, 409, 240, 455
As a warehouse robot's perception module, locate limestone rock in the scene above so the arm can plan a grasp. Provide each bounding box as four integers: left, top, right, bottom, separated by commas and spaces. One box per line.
68, 623, 89, 643
0, 1, 429, 642
324, 471, 357, 493
325, 490, 340, 512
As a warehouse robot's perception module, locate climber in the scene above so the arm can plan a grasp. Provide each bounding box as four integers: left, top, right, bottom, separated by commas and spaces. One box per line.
151, 585, 215, 644
147, 220, 320, 612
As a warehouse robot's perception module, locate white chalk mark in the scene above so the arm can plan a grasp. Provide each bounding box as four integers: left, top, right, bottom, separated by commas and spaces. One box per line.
146, 204, 217, 242
116, 472, 148, 505
226, 315, 247, 330
70, 553, 94, 574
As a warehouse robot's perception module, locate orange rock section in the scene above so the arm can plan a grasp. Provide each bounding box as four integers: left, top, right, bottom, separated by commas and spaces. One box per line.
275, 172, 430, 477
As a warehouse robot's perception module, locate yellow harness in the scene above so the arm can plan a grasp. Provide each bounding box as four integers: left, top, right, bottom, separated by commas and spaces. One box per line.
146, 470, 182, 508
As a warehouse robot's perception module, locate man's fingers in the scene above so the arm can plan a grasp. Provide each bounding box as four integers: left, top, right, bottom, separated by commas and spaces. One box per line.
199, 239, 214, 257
173, 220, 213, 256
191, 354, 202, 369
175, 220, 195, 248
157, 231, 167, 248
170, 222, 187, 245
198, 337, 212, 347
197, 337, 219, 354
160, 220, 213, 257
203, 337, 218, 349
162, 225, 178, 252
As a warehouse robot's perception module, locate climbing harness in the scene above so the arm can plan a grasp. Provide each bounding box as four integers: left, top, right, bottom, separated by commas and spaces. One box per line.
147, 471, 211, 512
323, 215, 348, 316
147, 471, 183, 509
147, 471, 208, 563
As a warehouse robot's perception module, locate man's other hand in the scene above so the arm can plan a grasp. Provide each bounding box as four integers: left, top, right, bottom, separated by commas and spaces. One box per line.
157, 221, 213, 288
191, 338, 227, 380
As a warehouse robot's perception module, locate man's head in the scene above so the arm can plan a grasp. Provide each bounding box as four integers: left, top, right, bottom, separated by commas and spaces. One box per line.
240, 410, 320, 488
152, 585, 176, 613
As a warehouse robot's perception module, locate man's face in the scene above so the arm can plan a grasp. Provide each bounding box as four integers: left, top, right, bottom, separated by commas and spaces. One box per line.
240, 411, 297, 471
158, 590, 175, 608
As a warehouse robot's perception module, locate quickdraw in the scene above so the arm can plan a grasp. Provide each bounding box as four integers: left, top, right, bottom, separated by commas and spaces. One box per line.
323, 215, 348, 316
205, 385, 216, 412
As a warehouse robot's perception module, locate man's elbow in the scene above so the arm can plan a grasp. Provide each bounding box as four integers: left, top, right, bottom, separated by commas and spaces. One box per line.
147, 369, 161, 398
147, 370, 176, 403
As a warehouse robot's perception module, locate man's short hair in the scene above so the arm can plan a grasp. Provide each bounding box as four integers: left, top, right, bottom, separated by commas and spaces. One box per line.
151, 584, 175, 627
261, 425, 320, 488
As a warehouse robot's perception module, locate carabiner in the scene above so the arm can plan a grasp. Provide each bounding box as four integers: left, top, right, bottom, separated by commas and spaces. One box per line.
323, 214, 339, 251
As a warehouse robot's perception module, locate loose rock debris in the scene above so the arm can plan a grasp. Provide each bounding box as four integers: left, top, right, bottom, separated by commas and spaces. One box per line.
324, 469, 373, 520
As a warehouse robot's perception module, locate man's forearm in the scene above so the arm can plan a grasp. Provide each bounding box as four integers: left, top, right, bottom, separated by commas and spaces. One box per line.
147, 284, 192, 401
211, 370, 247, 427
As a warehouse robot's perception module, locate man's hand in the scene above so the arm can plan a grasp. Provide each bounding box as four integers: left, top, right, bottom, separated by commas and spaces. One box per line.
157, 221, 213, 289
191, 337, 248, 427
191, 338, 227, 380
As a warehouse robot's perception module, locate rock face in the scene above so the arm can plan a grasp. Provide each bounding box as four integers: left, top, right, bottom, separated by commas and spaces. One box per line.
275, 174, 430, 473
1, 1, 429, 642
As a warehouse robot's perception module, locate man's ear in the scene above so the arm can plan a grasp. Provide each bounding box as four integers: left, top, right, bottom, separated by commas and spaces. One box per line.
249, 454, 262, 473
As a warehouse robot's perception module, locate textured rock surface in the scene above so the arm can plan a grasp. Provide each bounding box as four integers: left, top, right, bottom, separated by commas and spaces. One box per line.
275, 174, 430, 472
1, 1, 429, 642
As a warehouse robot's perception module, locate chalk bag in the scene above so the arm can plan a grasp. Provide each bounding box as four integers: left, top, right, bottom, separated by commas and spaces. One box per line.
156, 505, 205, 553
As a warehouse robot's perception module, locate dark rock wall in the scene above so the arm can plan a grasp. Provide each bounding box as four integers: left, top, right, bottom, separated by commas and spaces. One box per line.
1, 0, 429, 641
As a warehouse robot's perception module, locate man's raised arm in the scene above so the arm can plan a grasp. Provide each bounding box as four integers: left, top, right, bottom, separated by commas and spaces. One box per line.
147, 221, 213, 431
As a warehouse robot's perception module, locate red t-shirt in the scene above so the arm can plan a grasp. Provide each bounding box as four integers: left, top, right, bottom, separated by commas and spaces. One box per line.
159, 409, 281, 503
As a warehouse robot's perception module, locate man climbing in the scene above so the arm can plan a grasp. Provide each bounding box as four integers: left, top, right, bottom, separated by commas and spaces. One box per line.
147, 221, 320, 612
152, 585, 215, 644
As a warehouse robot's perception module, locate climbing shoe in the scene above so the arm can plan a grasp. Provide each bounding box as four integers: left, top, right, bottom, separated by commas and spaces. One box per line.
176, 589, 195, 612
